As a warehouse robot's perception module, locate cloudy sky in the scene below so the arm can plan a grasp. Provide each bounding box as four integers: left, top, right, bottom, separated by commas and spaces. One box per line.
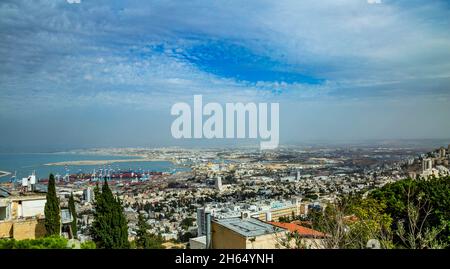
1, 0, 450, 151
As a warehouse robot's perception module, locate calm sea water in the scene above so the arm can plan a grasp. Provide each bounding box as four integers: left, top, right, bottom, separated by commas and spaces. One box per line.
0, 153, 188, 182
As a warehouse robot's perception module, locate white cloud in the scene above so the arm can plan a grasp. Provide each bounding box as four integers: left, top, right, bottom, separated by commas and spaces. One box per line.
1, 0, 449, 110
1, 0, 450, 145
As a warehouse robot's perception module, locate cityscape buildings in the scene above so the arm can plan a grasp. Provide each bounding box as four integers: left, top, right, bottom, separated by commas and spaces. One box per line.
1, 144, 449, 248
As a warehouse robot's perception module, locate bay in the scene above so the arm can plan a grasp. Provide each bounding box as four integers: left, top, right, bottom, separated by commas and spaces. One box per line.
0, 153, 188, 182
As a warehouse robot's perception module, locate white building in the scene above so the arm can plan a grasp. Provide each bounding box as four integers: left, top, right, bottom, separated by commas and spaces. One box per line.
83, 187, 94, 203
215, 176, 223, 191
422, 158, 433, 172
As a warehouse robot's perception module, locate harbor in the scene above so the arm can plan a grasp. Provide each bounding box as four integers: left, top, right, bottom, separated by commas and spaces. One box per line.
0, 152, 190, 182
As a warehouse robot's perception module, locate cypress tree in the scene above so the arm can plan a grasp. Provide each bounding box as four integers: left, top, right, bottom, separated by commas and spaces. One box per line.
136, 213, 149, 248
68, 192, 78, 237
91, 178, 129, 248
136, 213, 164, 249
44, 174, 60, 236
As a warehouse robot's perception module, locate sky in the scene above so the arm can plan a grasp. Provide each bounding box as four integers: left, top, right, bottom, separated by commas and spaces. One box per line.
0, 0, 450, 151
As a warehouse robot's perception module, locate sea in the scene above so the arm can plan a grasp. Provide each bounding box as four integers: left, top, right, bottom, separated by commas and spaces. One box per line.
0, 153, 189, 182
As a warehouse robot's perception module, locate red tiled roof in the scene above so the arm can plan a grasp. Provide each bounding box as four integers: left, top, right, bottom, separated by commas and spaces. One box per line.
292, 220, 312, 226
269, 222, 327, 238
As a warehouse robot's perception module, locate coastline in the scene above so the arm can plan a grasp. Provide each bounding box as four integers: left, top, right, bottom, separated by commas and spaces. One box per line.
43, 158, 171, 166
0, 170, 11, 178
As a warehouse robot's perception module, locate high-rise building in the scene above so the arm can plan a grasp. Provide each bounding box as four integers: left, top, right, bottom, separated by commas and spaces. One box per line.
215, 176, 223, 191
83, 187, 93, 203
439, 147, 446, 159
265, 211, 272, 222
196, 207, 209, 236
422, 158, 433, 172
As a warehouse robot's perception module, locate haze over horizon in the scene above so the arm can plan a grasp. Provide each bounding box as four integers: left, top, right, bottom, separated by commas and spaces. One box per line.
1, 0, 450, 151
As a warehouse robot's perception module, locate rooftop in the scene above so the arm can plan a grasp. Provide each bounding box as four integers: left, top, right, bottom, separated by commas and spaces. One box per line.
213, 217, 284, 237
61, 209, 73, 224
190, 235, 206, 244
0, 193, 47, 201
269, 222, 327, 238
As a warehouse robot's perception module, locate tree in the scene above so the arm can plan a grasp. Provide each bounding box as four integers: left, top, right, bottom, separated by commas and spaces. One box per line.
347, 198, 393, 249
277, 177, 450, 249
68, 192, 77, 237
91, 179, 130, 249
180, 217, 195, 231
136, 213, 149, 248
370, 176, 450, 248
44, 174, 60, 236
395, 186, 447, 249
308, 200, 353, 249
178, 231, 194, 243
306, 196, 393, 249
135, 213, 165, 249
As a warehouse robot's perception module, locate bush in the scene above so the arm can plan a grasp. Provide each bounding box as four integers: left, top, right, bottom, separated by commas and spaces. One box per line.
0, 236, 68, 249
80, 241, 97, 249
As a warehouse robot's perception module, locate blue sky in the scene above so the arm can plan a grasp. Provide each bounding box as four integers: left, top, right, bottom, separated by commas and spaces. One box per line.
1, 0, 450, 150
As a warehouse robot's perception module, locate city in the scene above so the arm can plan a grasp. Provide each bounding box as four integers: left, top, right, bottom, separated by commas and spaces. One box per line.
1, 143, 449, 249
1, 0, 450, 266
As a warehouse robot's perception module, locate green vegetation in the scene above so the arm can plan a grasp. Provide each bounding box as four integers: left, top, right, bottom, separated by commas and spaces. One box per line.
68, 192, 78, 237
135, 213, 165, 249
369, 176, 450, 248
0, 236, 68, 249
308, 176, 450, 249
345, 197, 393, 249
80, 240, 97, 249
135, 233, 165, 249
91, 179, 130, 249
0, 236, 97, 249
178, 231, 194, 243
180, 217, 195, 230
304, 193, 319, 200
44, 174, 60, 236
